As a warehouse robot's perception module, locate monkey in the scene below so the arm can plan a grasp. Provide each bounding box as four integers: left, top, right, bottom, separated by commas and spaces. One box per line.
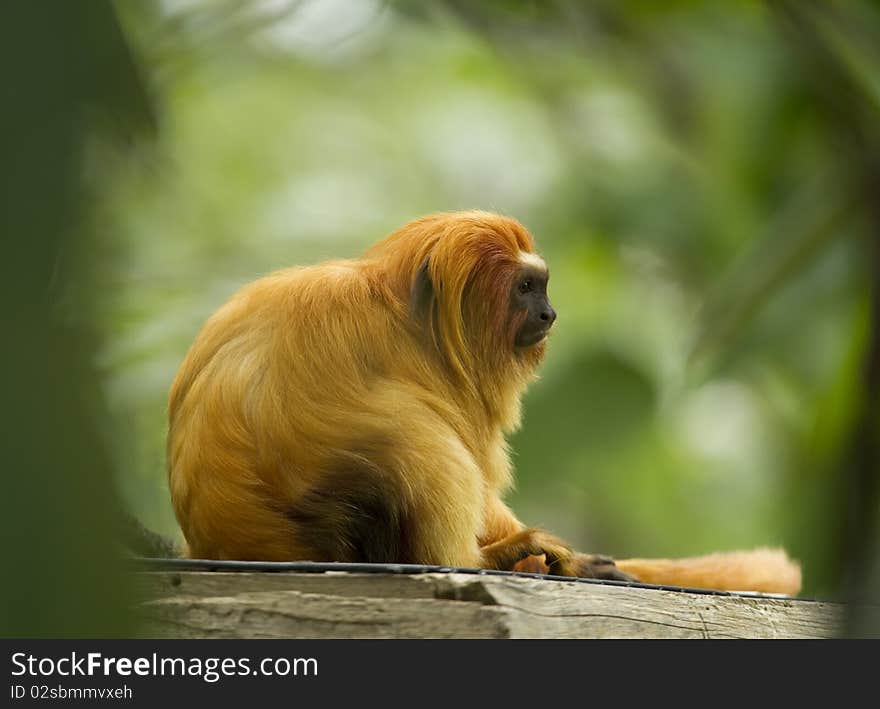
166, 210, 801, 596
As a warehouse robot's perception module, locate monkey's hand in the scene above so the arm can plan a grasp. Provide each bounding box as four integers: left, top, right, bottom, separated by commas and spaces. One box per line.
547, 552, 636, 582
481, 529, 635, 582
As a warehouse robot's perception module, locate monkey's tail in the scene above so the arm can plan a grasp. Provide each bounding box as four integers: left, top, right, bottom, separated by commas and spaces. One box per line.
615, 547, 802, 596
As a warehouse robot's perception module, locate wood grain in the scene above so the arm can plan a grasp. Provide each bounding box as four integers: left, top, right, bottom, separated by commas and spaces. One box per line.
134, 571, 843, 639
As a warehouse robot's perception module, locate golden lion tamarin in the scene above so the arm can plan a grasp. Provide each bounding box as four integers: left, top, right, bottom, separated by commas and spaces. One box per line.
167, 211, 801, 595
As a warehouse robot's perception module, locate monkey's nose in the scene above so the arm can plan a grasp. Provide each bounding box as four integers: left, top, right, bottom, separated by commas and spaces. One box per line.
540, 307, 557, 327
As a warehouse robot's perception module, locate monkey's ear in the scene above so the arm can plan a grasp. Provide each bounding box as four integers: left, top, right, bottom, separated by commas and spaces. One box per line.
410, 258, 434, 324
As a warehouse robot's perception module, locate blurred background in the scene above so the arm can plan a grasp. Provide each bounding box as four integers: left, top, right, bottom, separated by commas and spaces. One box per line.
3, 0, 879, 635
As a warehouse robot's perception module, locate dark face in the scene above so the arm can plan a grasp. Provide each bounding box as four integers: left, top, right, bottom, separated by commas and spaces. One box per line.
512, 268, 556, 348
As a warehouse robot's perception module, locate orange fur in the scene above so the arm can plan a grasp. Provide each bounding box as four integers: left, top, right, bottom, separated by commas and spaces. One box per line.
168, 211, 547, 567
167, 210, 801, 595
616, 548, 802, 595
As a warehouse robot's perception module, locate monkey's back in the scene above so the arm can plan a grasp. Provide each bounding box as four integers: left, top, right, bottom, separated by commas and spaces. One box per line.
166, 260, 451, 560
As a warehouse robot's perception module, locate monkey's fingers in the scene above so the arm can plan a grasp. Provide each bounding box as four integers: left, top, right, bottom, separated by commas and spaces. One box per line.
552, 553, 637, 582
530, 535, 575, 571
480, 528, 573, 571
512, 554, 550, 574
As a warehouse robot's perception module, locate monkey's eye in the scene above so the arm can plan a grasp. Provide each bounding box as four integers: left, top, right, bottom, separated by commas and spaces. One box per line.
518, 280, 532, 294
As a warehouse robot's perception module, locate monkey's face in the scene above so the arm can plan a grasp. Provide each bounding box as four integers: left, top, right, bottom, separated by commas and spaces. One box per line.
402, 214, 555, 372
511, 265, 556, 349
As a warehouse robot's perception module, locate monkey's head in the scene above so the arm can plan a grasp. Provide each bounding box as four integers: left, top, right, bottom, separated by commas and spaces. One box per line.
369, 211, 555, 404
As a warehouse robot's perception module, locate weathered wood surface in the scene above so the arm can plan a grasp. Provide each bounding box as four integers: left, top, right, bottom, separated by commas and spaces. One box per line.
134, 571, 843, 639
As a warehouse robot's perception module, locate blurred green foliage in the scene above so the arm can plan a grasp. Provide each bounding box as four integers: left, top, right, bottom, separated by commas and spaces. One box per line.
1, 2, 153, 637
7, 0, 879, 635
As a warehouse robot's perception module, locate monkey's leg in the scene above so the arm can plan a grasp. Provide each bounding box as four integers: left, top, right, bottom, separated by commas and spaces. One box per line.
181, 476, 320, 562
330, 391, 490, 568
478, 497, 635, 581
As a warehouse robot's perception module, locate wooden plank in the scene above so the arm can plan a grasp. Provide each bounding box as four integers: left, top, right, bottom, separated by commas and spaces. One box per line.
134, 571, 844, 639
136, 570, 440, 601
434, 575, 842, 639
140, 591, 509, 639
